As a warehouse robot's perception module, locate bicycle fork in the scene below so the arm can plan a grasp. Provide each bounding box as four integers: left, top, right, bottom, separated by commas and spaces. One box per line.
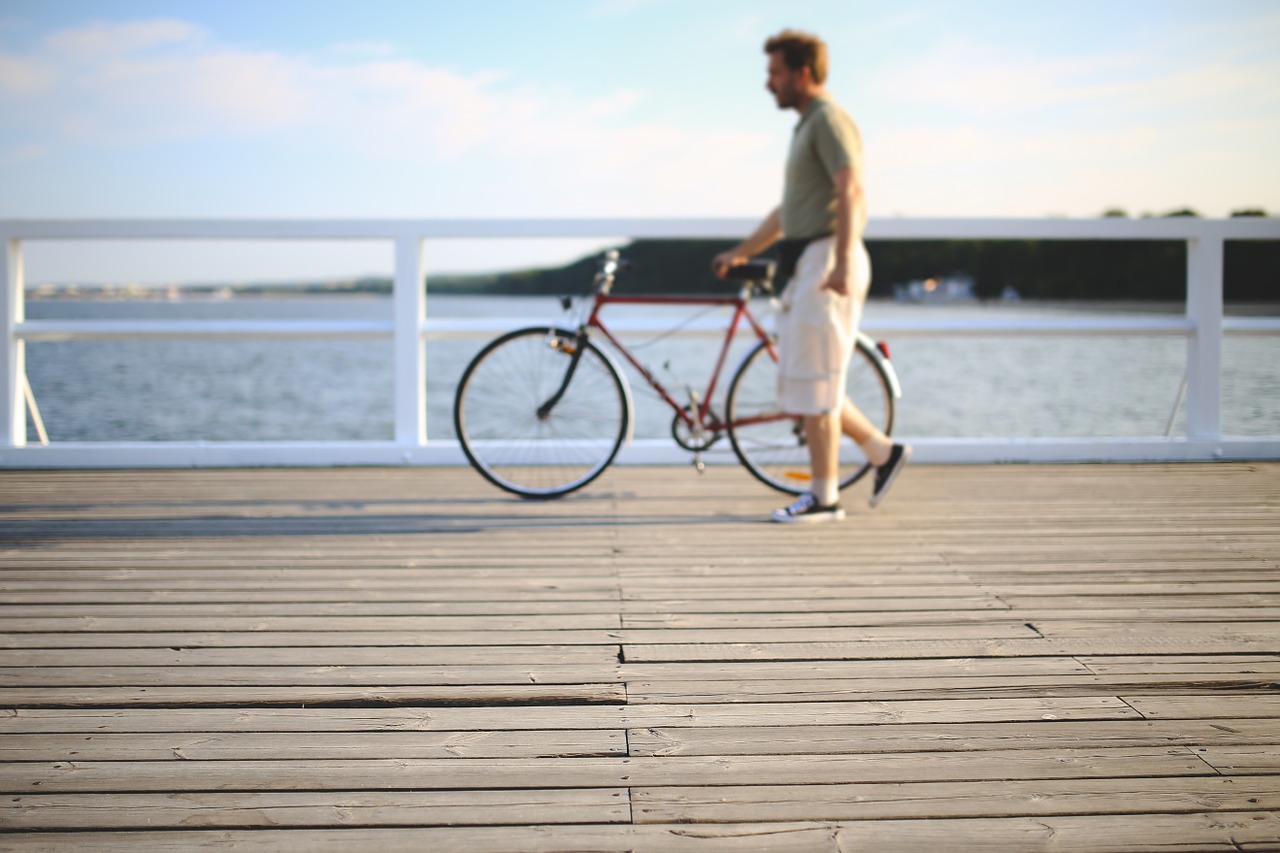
536, 329, 589, 420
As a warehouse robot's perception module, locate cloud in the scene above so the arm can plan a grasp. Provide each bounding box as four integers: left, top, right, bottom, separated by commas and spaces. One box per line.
884, 20, 1280, 124
2, 142, 44, 162
0, 51, 53, 95
1, 19, 309, 142
586, 0, 680, 19
861, 9, 1280, 217
887, 39, 1145, 117
0, 18, 779, 217
43, 18, 198, 59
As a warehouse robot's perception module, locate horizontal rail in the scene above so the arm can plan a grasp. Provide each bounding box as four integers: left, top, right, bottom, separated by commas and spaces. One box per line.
14, 319, 394, 341
2, 437, 1277, 470
3, 216, 1279, 241
15, 315, 1279, 341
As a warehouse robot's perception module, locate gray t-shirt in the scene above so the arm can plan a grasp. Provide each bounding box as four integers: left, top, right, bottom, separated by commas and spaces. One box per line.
780, 95, 862, 240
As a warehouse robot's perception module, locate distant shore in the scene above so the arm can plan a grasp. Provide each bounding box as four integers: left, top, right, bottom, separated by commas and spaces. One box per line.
24, 288, 1280, 316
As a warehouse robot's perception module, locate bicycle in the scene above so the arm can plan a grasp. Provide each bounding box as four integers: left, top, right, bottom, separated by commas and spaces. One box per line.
453, 250, 902, 498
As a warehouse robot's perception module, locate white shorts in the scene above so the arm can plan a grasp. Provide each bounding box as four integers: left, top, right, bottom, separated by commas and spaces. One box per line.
775, 238, 871, 416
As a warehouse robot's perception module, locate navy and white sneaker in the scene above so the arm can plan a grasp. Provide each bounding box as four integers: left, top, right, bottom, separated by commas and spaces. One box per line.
771, 492, 845, 524
869, 443, 911, 508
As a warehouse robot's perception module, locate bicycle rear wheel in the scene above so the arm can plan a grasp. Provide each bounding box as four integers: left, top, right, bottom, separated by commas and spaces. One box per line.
726, 336, 895, 495
453, 326, 630, 498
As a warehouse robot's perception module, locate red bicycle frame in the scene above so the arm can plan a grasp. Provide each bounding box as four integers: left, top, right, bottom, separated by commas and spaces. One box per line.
580, 288, 783, 433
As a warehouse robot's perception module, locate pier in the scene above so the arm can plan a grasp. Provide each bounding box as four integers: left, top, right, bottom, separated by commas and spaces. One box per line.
2, 462, 1277, 850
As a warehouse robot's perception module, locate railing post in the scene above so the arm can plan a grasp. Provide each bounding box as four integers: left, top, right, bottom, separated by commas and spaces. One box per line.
1184, 228, 1224, 442
2, 238, 26, 448
393, 234, 427, 448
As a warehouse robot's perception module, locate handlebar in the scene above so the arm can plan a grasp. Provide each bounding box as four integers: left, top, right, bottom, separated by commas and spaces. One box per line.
721, 258, 777, 284
593, 251, 776, 295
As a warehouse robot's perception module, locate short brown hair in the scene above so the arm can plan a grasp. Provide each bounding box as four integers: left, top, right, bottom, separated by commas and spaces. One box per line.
764, 30, 828, 85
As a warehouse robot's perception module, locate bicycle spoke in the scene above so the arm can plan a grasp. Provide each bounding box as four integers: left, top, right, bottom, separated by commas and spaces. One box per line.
727, 337, 894, 495
454, 328, 629, 498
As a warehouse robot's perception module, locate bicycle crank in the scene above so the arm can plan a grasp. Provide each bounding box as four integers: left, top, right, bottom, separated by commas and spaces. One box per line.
671, 409, 722, 453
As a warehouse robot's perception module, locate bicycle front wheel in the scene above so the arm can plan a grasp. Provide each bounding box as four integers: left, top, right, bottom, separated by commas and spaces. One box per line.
726, 336, 895, 495
453, 327, 630, 499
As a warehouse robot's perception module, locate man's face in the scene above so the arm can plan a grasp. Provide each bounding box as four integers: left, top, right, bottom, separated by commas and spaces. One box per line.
766, 51, 803, 110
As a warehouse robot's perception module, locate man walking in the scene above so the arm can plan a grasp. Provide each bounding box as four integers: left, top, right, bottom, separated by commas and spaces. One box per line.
712, 29, 909, 523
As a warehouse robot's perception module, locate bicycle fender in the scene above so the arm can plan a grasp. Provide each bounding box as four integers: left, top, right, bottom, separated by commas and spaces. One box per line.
597, 339, 636, 447
856, 331, 903, 400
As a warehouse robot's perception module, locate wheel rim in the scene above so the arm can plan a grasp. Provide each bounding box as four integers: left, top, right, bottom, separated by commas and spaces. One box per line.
455, 329, 628, 498
727, 338, 894, 494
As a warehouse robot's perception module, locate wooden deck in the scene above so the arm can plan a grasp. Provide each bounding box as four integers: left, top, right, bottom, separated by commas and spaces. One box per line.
0, 462, 1277, 852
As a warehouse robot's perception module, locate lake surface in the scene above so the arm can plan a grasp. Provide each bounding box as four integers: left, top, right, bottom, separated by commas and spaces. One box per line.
22, 295, 1279, 443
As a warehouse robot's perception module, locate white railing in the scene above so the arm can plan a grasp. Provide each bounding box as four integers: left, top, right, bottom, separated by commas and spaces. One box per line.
2, 217, 1278, 468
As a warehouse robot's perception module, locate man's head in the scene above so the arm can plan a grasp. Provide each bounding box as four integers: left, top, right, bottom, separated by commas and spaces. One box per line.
764, 29, 827, 110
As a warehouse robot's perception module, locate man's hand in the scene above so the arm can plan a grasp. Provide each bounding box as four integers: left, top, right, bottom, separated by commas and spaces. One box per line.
712, 250, 748, 280
822, 263, 852, 296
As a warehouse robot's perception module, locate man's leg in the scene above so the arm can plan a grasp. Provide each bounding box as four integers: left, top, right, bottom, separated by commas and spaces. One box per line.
771, 409, 846, 523
804, 411, 841, 506
841, 395, 911, 507
839, 396, 893, 467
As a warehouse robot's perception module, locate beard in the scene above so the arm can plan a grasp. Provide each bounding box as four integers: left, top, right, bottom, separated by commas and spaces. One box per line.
771, 85, 799, 109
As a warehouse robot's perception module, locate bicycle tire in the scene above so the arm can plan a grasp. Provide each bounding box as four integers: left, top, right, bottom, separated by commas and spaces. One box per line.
725, 336, 895, 495
453, 326, 630, 499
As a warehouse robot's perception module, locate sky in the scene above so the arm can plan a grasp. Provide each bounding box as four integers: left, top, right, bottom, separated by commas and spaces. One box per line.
1, 0, 1277, 285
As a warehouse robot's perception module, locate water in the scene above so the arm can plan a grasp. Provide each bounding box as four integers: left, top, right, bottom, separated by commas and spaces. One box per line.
22, 295, 1280, 443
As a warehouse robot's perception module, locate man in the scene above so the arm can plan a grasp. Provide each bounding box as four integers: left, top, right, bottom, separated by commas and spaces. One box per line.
712, 29, 909, 524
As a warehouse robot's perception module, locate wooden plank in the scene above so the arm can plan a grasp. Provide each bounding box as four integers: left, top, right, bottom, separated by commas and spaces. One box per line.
4, 815, 1280, 853
624, 672, 1279, 703
0, 601, 621, 616
0, 633, 626, 651
0, 663, 624, 686
1078, 655, 1280, 674
0, 622, 1034, 643
0, 697, 1139, 734
1029, 620, 1280, 640
622, 636, 1280, 662
621, 608, 1280, 627
1123, 695, 1280, 719
999, 594, 1280, 609
0, 614, 623, 631
1, 684, 627, 707
0, 589, 621, 604
0, 730, 627, 761
631, 776, 1280, 822
618, 656, 1097, 680
0, 789, 632, 830
0, 749, 1214, 793
626, 718, 1280, 756
0, 625, 1045, 648
0, 649, 621, 669
621, 597, 1008, 614
622, 697, 1141, 727
612, 624, 1040, 643
1194, 747, 1280, 774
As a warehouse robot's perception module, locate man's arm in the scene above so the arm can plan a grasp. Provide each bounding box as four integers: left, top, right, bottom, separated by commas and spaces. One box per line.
822, 166, 864, 295
712, 207, 783, 278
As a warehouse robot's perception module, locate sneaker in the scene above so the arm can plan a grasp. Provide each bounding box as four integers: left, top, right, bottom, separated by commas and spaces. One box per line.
869, 443, 911, 508
771, 492, 845, 524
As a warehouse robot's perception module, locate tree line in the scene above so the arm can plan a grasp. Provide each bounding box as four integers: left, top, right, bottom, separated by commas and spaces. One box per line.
431, 231, 1278, 302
